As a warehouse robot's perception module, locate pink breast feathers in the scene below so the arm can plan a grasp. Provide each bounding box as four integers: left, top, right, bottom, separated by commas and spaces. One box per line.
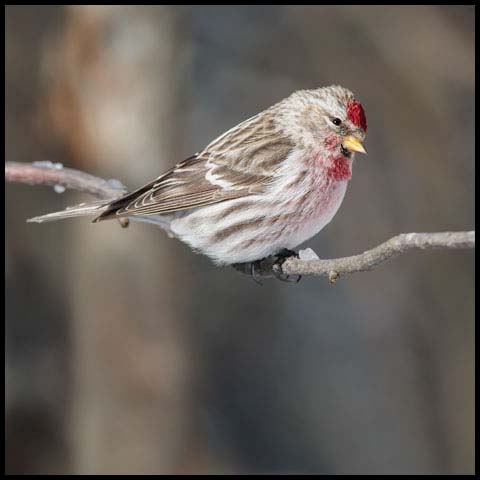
347, 100, 367, 132
314, 146, 352, 182
325, 155, 351, 181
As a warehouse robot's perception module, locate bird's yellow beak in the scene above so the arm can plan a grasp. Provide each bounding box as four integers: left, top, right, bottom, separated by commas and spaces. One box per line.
343, 135, 367, 154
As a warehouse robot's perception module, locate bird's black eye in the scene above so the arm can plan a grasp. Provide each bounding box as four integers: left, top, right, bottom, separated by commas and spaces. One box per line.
332, 118, 342, 126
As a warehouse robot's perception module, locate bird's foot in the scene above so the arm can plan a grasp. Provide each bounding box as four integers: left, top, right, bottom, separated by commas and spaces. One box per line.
250, 260, 264, 286
272, 249, 302, 283
231, 249, 301, 284
231, 260, 264, 285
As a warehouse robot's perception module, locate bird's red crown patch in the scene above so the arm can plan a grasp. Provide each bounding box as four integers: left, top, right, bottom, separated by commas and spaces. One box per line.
347, 100, 367, 132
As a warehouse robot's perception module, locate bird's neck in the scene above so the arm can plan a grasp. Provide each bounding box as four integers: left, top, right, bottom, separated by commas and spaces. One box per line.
324, 154, 352, 181
314, 151, 352, 182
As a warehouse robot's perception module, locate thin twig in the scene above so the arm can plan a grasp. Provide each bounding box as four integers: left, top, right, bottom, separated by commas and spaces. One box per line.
5, 161, 127, 200
282, 231, 474, 281
5, 161, 475, 280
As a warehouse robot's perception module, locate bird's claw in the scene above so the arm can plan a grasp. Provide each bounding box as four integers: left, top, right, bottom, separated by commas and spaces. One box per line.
250, 260, 263, 286
231, 260, 264, 285
231, 249, 301, 284
272, 249, 302, 283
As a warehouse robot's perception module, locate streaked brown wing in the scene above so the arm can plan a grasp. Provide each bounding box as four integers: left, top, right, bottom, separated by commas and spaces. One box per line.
95, 155, 268, 220
95, 110, 293, 221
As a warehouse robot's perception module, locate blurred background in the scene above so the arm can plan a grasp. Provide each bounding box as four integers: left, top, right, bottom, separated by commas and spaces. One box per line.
5, 5, 475, 475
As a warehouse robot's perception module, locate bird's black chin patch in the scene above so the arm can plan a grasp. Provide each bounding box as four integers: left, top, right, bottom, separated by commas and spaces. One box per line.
340, 144, 352, 158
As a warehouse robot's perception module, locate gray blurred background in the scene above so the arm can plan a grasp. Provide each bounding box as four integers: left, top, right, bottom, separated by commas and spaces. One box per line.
5, 5, 474, 475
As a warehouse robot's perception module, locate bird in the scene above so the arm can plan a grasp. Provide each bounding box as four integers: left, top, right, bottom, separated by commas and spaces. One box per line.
29, 85, 367, 277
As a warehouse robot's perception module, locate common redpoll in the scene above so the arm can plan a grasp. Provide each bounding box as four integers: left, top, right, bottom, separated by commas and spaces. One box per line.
29, 85, 367, 270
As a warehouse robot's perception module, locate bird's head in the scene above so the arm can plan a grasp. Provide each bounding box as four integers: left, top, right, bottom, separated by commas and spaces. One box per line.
278, 85, 367, 159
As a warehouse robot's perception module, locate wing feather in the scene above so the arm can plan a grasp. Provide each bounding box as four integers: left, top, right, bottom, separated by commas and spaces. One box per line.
95, 110, 293, 221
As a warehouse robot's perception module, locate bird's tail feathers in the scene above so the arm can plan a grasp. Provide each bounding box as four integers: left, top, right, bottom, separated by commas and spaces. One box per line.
27, 200, 108, 224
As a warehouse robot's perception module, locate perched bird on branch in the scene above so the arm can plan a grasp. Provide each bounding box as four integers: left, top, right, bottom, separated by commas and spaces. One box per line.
28, 85, 367, 275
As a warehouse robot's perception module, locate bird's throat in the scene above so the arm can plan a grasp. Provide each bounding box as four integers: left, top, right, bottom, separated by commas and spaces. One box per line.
324, 154, 352, 181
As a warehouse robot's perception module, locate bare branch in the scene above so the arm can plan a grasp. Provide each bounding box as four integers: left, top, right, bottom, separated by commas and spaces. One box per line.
5, 161, 127, 200
282, 231, 475, 281
5, 161, 475, 280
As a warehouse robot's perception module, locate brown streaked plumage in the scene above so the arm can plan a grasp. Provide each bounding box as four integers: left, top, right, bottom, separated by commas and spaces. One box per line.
28, 85, 367, 266
95, 111, 294, 220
